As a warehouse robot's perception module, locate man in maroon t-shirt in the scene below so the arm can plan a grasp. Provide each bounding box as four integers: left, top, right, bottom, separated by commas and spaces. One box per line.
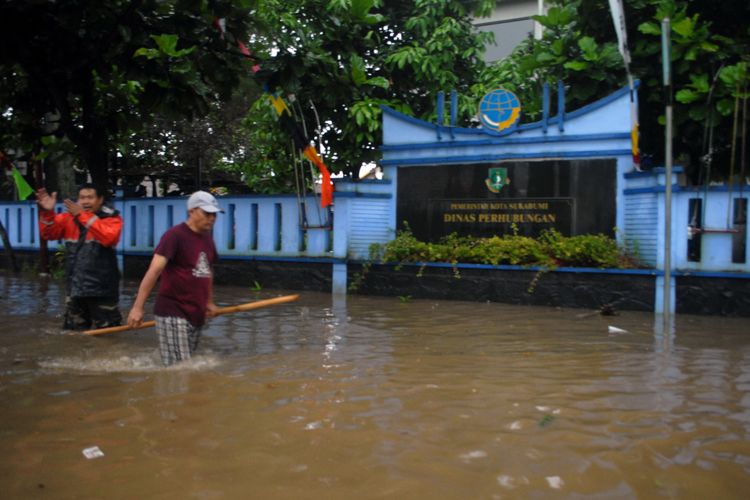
127, 191, 222, 365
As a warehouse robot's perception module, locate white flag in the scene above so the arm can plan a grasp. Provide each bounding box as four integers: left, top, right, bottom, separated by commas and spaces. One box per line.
608, 0, 640, 169
608, 0, 631, 67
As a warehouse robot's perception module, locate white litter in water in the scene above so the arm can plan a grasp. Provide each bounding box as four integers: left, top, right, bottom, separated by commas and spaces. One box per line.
496, 475, 516, 489
304, 421, 322, 430
459, 450, 487, 462
546, 476, 564, 489
496, 475, 529, 489
608, 325, 629, 334
82, 446, 104, 459
508, 420, 522, 430
536, 405, 550, 412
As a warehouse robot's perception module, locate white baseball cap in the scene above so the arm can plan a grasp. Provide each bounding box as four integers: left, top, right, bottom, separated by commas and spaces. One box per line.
187, 190, 224, 213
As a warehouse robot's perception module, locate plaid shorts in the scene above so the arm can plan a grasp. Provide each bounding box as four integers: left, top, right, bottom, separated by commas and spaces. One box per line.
155, 315, 202, 366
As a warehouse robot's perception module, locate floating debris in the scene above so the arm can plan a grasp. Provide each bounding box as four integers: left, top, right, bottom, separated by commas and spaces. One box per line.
608, 325, 629, 334
537, 406, 561, 415
459, 450, 487, 462
496, 475, 529, 489
546, 476, 564, 489
600, 303, 617, 316
304, 421, 322, 430
538, 415, 554, 427
82, 446, 104, 459
496, 475, 515, 489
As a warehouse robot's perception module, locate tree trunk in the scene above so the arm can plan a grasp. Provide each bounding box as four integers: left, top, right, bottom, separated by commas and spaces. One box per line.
79, 79, 112, 195
81, 138, 111, 193
195, 154, 203, 191
54, 153, 78, 200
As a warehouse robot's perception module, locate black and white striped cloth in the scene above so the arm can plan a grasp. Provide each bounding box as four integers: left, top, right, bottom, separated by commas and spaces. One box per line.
155, 315, 202, 366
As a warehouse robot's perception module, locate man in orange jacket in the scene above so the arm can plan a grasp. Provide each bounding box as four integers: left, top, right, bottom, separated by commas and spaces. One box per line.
37, 184, 123, 330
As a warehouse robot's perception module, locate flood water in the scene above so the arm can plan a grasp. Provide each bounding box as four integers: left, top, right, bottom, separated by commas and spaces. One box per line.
1, 272, 749, 499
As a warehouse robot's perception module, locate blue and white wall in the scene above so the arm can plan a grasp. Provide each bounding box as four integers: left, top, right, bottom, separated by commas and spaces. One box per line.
1, 194, 332, 259
624, 168, 749, 272
2, 83, 748, 309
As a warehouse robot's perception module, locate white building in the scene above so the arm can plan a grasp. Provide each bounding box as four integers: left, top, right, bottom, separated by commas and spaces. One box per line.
474, 0, 544, 61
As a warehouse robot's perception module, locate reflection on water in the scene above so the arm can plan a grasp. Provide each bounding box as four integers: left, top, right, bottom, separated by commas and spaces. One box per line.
1, 272, 749, 499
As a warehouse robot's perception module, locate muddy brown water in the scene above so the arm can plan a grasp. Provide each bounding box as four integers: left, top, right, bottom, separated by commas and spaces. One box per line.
1, 272, 749, 499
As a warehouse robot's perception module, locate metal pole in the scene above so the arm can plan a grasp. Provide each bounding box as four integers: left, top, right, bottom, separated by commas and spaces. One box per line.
662, 18, 673, 320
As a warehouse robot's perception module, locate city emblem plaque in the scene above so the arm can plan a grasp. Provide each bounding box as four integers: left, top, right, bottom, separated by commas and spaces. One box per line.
478, 89, 521, 132
486, 167, 510, 193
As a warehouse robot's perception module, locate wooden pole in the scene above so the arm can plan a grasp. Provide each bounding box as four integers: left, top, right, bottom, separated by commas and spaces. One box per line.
33, 157, 50, 275
83, 294, 300, 336
0, 220, 19, 272
0, 152, 20, 271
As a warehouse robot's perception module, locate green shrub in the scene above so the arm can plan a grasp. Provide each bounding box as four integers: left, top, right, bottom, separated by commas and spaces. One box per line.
373, 227, 641, 269
471, 235, 553, 266
540, 229, 634, 268
374, 225, 431, 262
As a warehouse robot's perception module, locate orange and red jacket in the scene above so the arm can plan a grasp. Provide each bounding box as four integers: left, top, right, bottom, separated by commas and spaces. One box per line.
39, 206, 122, 297
39, 208, 122, 247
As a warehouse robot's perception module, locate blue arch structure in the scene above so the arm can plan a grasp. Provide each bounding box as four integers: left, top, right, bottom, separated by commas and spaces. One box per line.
360, 82, 747, 314
374, 83, 637, 251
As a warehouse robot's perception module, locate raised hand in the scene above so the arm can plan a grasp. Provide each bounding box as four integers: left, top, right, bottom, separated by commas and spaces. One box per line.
63, 198, 82, 216
35, 189, 57, 211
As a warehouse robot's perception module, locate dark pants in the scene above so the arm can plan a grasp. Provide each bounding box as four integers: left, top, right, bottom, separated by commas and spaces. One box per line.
63, 296, 122, 330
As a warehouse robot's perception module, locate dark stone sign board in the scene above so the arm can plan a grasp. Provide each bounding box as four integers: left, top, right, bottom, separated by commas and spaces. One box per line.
396, 159, 616, 240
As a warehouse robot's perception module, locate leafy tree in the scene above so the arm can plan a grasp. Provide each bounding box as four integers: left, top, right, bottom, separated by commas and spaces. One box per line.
631, 0, 749, 182
240, 0, 494, 179
0, 0, 261, 191
477, 0, 750, 183
114, 78, 272, 195
473, 2, 624, 121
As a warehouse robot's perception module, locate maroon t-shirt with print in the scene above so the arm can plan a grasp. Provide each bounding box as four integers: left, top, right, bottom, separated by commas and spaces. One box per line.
154, 223, 217, 327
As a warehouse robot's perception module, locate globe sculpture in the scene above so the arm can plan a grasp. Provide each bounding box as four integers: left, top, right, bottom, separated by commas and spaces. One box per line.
478, 89, 521, 132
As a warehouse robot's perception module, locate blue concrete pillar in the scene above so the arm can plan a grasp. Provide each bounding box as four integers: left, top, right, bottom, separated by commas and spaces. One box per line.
332, 262, 348, 295
652, 314, 675, 354
654, 275, 675, 314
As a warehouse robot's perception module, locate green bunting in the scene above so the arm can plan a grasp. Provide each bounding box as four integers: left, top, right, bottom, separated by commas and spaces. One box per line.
11, 166, 34, 200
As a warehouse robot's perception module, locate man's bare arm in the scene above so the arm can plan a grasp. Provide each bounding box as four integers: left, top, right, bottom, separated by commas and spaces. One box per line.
127, 254, 168, 328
